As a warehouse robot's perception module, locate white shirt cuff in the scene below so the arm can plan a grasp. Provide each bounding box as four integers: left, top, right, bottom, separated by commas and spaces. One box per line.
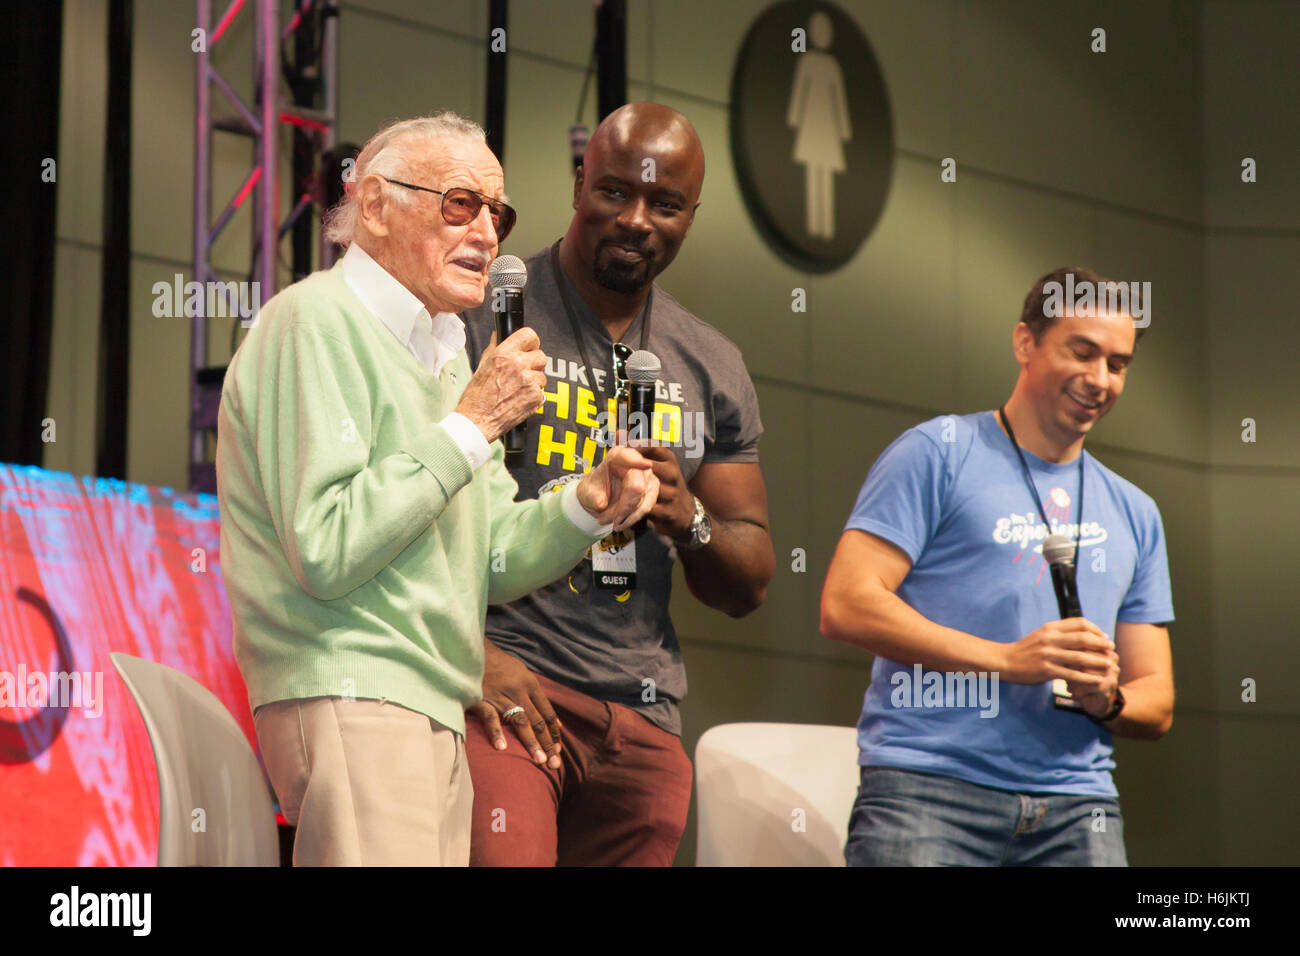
562, 481, 614, 537
439, 413, 492, 472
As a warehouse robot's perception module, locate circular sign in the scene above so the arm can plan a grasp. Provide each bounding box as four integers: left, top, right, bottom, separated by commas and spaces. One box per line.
730, 1, 894, 273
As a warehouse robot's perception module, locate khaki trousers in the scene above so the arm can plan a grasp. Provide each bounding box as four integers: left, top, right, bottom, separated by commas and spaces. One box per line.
254, 696, 472, 866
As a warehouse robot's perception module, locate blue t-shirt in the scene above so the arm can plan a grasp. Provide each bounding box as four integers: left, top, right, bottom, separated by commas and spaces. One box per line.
845, 411, 1175, 796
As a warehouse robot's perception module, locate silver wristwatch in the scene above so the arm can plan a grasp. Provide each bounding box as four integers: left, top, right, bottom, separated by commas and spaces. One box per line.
679, 496, 712, 551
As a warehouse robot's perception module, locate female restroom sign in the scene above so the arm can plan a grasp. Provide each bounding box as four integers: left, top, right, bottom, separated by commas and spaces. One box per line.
730, 2, 893, 272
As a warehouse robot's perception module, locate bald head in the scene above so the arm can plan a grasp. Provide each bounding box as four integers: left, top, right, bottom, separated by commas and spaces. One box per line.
566, 102, 706, 293
584, 102, 705, 202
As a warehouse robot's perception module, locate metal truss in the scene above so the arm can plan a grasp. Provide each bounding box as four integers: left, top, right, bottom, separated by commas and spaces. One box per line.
190, 0, 339, 493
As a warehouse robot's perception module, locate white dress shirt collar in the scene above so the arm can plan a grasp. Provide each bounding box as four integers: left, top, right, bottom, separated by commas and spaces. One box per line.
340, 242, 466, 376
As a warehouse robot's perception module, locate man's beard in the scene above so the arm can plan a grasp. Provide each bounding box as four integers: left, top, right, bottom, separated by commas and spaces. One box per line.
592, 242, 654, 293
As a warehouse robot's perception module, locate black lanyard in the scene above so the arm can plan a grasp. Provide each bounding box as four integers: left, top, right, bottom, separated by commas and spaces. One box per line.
549, 239, 652, 404
998, 406, 1083, 570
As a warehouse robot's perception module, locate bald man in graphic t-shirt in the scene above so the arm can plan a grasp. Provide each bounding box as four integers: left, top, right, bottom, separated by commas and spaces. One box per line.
461, 103, 775, 866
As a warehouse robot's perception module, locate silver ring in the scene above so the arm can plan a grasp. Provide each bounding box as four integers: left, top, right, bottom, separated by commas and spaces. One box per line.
500, 706, 525, 722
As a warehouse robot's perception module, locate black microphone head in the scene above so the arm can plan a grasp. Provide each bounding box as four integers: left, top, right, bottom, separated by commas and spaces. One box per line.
1042, 533, 1076, 567
626, 349, 661, 385
488, 255, 527, 291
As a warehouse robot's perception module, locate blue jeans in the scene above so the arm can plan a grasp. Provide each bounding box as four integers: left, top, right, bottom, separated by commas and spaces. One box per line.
844, 767, 1128, 866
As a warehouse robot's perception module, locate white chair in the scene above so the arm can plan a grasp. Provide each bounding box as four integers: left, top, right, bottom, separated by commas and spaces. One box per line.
110, 652, 280, 866
695, 722, 861, 866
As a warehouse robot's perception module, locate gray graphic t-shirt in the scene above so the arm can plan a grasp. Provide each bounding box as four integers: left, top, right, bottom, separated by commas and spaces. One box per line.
462, 245, 763, 735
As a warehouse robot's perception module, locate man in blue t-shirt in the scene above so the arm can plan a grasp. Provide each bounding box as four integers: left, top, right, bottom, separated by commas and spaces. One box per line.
821, 267, 1175, 866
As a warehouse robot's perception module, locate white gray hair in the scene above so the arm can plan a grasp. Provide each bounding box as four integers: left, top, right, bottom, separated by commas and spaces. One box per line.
323, 112, 488, 247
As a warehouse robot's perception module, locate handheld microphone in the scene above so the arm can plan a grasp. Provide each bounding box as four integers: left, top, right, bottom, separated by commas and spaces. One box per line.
487, 255, 528, 454
1043, 533, 1087, 713
625, 350, 660, 443
1043, 533, 1082, 619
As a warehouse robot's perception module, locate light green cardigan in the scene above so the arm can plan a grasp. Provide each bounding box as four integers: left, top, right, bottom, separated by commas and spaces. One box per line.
216, 261, 603, 735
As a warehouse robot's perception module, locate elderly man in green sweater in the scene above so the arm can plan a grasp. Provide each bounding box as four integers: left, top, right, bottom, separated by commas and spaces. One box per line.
216, 113, 659, 866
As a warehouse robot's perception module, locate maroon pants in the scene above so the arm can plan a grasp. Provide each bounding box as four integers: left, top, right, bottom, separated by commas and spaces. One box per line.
466, 672, 693, 866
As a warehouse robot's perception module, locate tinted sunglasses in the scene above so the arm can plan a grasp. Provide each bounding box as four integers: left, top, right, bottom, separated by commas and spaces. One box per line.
611, 342, 633, 397
379, 176, 517, 242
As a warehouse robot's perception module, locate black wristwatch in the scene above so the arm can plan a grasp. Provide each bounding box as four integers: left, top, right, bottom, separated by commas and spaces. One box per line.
1087, 687, 1126, 724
